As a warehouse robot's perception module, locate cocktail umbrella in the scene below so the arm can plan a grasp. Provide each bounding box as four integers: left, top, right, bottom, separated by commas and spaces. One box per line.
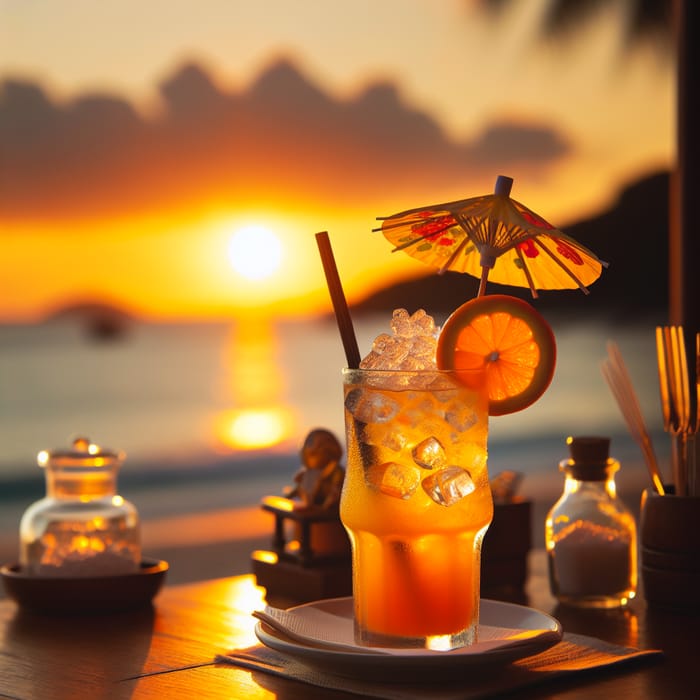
375, 175, 607, 297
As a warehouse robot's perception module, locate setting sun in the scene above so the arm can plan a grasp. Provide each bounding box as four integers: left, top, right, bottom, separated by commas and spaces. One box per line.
228, 225, 283, 281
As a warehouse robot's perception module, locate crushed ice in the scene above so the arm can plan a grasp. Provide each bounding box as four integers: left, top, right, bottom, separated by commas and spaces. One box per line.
360, 309, 438, 371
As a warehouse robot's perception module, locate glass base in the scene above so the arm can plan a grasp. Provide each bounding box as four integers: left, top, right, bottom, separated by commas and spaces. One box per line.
354, 619, 477, 650
555, 590, 636, 609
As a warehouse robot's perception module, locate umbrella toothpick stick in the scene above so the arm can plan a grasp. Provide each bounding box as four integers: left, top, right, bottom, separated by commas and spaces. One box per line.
478, 266, 490, 297
477, 176, 512, 296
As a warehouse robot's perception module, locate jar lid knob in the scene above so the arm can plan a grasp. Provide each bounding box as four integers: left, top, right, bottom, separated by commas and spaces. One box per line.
38, 436, 125, 468
72, 436, 92, 453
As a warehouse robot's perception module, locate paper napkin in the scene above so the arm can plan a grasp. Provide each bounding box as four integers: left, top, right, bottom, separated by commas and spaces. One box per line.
217, 633, 662, 700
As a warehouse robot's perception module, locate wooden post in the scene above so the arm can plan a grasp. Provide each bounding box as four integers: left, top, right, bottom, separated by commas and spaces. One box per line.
670, 0, 699, 335
670, 0, 699, 491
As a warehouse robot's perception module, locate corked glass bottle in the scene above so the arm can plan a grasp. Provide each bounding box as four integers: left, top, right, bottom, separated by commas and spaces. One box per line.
19, 437, 141, 577
545, 436, 637, 608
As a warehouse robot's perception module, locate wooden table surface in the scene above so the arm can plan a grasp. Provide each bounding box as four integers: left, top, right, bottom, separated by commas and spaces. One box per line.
0, 551, 694, 699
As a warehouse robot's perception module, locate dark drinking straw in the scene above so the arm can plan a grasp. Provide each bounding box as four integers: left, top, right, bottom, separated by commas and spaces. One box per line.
315, 231, 361, 369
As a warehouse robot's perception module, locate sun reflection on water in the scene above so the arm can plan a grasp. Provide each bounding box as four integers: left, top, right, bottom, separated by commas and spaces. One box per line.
216, 407, 293, 450
213, 317, 298, 451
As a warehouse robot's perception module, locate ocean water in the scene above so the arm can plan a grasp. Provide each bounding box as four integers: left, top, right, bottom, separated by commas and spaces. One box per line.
0, 313, 671, 527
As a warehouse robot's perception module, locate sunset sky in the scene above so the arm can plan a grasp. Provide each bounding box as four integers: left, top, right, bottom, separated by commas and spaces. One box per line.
0, 0, 675, 322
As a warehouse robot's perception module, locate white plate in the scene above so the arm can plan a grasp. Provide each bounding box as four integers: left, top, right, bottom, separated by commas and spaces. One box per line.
255, 597, 562, 680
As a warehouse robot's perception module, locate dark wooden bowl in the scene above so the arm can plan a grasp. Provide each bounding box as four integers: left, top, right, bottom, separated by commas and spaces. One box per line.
1, 559, 168, 615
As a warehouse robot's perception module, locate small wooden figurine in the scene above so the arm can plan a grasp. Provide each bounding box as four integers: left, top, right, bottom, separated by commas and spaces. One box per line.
251, 429, 352, 603
284, 429, 345, 509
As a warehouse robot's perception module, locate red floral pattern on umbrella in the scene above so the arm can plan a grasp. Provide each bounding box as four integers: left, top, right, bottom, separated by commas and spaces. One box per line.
375, 176, 607, 297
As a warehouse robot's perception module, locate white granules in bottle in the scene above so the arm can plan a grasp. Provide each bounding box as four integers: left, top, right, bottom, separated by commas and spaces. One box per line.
551, 520, 632, 597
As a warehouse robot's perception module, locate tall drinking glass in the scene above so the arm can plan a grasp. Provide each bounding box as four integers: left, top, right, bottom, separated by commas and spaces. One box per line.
341, 367, 492, 650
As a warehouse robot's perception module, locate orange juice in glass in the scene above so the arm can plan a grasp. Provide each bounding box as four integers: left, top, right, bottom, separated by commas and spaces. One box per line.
341, 366, 491, 650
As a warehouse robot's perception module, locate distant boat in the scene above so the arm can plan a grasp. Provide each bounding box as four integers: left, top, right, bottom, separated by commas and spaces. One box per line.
85, 313, 128, 341
44, 301, 133, 342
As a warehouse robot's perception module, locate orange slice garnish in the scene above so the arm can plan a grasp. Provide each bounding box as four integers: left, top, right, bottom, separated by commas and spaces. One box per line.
436, 294, 556, 416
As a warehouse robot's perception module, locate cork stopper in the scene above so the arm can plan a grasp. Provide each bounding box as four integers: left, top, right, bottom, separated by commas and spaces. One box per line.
560, 436, 613, 481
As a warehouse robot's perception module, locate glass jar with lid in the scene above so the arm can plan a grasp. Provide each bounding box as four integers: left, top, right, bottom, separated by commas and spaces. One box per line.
545, 436, 637, 608
19, 437, 141, 577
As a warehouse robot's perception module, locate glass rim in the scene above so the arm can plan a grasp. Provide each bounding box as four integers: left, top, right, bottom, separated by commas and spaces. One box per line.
342, 366, 483, 375
342, 367, 488, 394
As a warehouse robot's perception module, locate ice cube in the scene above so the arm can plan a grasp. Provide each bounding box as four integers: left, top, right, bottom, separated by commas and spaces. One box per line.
411, 437, 447, 470
389, 308, 413, 337
422, 467, 475, 506
465, 445, 488, 472
356, 422, 405, 451
381, 429, 407, 452
445, 404, 479, 433
412, 309, 437, 335
401, 355, 432, 372
390, 308, 436, 337
409, 334, 438, 363
403, 396, 439, 427
361, 335, 410, 369
370, 333, 395, 355
366, 462, 420, 500
345, 388, 398, 423
434, 388, 460, 404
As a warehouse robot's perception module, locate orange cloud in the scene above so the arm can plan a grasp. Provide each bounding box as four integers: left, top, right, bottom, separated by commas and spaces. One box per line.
0, 58, 571, 223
